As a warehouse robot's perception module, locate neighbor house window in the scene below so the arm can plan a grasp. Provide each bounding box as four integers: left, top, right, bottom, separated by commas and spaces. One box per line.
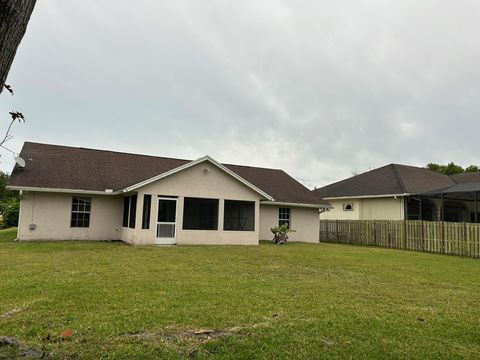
183, 197, 219, 230
343, 203, 353, 211
224, 200, 255, 231
122, 195, 137, 229
279, 208, 290, 228
71, 196, 91, 228
142, 195, 152, 229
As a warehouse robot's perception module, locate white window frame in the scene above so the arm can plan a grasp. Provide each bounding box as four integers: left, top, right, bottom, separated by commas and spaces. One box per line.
71, 196, 91, 228
279, 207, 291, 228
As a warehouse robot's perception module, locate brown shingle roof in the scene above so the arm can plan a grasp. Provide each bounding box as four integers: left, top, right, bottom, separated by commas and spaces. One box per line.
312, 164, 456, 199
450, 172, 480, 184
9, 142, 328, 206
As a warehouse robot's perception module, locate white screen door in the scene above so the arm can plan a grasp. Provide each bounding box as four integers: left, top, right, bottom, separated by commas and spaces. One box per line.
156, 198, 177, 245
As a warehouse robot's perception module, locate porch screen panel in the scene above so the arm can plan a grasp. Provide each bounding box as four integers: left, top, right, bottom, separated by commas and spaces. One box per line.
142, 195, 152, 229
224, 200, 255, 231
157, 200, 176, 222
123, 197, 129, 227
129, 195, 137, 229
183, 197, 219, 230
157, 223, 175, 238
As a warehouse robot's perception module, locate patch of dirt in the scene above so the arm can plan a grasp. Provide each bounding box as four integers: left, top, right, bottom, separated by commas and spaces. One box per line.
1, 301, 41, 321
0, 308, 23, 320
0, 336, 45, 359
125, 313, 281, 356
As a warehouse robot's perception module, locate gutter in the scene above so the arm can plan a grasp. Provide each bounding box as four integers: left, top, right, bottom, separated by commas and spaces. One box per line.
323, 193, 410, 200
6, 185, 122, 195
261, 201, 332, 209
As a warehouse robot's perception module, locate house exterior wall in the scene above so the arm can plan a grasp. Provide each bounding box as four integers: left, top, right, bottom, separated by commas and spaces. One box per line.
259, 205, 320, 243
318, 199, 362, 220
320, 197, 405, 221
17, 192, 123, 241
125, 162, 262, 245
15, 162, 322, 245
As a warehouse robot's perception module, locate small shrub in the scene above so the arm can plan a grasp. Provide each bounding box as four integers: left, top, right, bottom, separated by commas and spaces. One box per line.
270, 224, 295, 245
3, 199, 19, 228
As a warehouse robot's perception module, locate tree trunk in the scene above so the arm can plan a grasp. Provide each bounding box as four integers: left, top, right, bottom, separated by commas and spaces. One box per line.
0, 0, 36, 93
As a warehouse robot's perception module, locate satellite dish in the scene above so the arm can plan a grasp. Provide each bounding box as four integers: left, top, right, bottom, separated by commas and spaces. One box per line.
15, 156, 26, 168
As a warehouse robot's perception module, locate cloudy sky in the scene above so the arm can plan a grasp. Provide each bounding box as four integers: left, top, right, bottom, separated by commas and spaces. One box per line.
1, 1, 479, 187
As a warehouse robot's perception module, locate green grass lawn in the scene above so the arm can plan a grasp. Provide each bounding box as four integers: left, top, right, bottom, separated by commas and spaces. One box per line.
1, 228, 479, 359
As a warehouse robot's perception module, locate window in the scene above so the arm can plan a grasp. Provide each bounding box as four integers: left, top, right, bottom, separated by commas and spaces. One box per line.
123, 197, 129, 227
224, 200, 255, 231
142, 195, 152, 229
279, 207, 290, 228
129, 195, 137, 228
183, 197, 219, 230
343, 203, 353, 211
122, 195, 138, 229
71, 196, 91, 228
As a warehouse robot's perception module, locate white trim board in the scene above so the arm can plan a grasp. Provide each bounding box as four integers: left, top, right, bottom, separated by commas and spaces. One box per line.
261, 201, 332, 209
6, 185, 121, 195
323, 194, 409, 200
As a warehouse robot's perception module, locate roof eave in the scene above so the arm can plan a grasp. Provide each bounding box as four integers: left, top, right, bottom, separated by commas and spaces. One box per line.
6, 185, 121, 195
261, 201, 332, 209
323, 193, 410, 200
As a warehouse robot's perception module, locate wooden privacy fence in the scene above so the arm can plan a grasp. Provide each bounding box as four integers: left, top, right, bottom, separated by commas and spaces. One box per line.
319, 220, 480, 259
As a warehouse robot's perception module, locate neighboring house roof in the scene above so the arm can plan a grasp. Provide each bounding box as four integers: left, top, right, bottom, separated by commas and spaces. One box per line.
450, 172, 480, 184
8, 142, 329, 207
313, 164, 456, 199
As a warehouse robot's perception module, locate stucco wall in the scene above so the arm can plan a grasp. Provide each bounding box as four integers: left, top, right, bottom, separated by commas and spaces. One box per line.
127, 162, 261, 245
361, 197, 404, 220
320, 197, 404, 220
17, 192, 123, 241
319, 199, 362, 220
16, 162, 322, 245
259, 205, 319, 243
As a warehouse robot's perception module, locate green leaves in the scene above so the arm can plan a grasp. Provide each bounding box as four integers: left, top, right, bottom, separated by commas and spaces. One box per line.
426, 162, 479, 175
270, 224, 295, 244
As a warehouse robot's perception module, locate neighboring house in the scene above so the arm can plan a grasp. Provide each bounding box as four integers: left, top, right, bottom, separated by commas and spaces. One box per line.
7, 142, 329, 245
313, 164, 480, 222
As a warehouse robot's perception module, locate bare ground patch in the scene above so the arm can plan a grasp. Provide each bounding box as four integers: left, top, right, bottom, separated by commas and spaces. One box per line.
124, 313, 280, 357
0, 336, 45, 359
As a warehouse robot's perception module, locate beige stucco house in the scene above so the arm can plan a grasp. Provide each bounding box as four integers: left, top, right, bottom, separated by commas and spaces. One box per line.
313, 164, 480, 223
8, 142, 330, 245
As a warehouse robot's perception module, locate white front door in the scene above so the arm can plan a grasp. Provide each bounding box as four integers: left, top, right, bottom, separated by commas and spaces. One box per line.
155, 198, 177, 245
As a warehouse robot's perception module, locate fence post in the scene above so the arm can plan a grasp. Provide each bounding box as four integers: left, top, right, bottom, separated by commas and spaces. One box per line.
403, 220, 407, 250
324, 220, 328, 243
336, 220, 339, 243
441, 221, 445, 254
420, 220, 424, 252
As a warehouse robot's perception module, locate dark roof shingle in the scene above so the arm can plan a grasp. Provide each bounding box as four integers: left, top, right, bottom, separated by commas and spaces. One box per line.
451, 172, 480, 184
312, 164, 456, 198
9, 142, 328, 206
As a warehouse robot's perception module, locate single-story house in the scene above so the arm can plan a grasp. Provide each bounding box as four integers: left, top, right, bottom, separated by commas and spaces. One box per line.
313, 163, 480, 222
7, 142, 330, 245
